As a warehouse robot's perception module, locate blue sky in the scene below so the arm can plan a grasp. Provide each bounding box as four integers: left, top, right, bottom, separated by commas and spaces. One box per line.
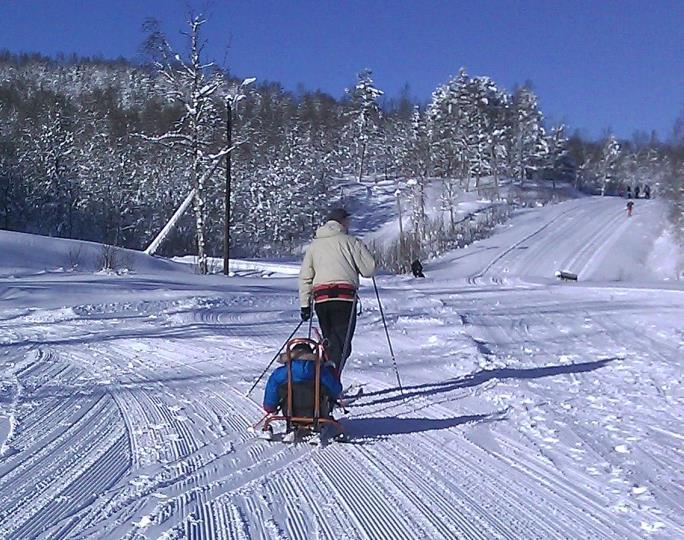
1, 0, 682, 140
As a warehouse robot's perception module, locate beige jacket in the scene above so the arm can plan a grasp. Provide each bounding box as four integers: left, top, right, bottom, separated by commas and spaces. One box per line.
299, 221, 377, 307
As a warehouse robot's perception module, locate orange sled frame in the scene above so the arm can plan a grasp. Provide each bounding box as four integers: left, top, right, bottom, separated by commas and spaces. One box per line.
262, 337, 345, 437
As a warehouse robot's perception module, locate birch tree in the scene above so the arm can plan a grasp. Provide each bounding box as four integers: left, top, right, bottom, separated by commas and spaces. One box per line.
140, 16, 233, 273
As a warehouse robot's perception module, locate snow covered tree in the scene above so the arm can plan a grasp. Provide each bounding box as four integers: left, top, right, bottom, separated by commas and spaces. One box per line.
140, 16, 234, 274
545, 124, 569, 190
427, 70, 509, 193
511, 86, 548, 184
463, 76, 510, 190
5, 47, 645, 260
0, 102, 20, 230
599, 134, 621, 196
20, 106, 81, 237
427, 69, 469, 180
661, 160, 683, 245
403, 106, 430, 250
347, 69, 383, 182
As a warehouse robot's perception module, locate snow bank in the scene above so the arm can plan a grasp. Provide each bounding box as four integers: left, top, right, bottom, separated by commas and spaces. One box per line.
0, 230, 187, 277
171, 256, 300, 276
647, 227, 683, 281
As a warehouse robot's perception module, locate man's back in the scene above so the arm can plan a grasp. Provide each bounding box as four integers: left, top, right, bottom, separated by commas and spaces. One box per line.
299, 220, 376, 307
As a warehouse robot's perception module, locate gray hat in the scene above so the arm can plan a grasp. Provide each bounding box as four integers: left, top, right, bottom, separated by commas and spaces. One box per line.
327, 208, 350, 223
278, 342, 317, 363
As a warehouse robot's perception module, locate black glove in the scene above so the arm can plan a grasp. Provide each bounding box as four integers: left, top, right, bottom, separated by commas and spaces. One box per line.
300, 306, 311, 321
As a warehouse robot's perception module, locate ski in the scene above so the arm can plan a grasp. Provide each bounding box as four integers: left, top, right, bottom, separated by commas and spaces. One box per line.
254, 426, 351, 446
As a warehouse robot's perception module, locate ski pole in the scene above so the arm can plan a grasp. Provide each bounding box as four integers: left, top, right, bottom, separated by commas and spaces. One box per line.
245, 319, 304, 397
372, 276, 404, 396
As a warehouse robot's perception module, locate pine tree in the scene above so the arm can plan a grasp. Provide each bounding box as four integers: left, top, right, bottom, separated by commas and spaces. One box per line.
511, 86, 547, 185
599, 134, 621, 196
347, 69, 384, 182
545, 124, 569, 190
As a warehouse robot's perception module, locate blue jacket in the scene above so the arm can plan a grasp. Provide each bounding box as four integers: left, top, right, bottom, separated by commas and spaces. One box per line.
263, 359, 342, 412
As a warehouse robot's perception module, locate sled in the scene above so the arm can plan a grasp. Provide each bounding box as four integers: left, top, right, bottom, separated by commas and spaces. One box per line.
259, 337, 345, 442
555, 270, 578, 282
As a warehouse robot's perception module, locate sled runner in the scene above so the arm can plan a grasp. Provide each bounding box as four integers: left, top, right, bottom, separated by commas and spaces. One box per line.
258, 337, 346, 444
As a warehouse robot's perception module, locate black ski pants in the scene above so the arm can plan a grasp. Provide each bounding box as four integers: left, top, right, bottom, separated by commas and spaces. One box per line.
315, 300, 356, 372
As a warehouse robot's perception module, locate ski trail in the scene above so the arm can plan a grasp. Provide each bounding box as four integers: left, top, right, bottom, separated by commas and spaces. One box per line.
0, 349, 130, 540
0, 196, 681, 538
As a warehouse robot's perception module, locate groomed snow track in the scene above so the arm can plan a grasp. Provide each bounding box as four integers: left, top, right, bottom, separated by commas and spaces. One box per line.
0, 196, 682, 539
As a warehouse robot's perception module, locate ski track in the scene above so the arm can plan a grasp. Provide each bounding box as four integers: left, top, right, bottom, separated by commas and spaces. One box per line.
0, 197, 681, 538
0, 349, 130, 540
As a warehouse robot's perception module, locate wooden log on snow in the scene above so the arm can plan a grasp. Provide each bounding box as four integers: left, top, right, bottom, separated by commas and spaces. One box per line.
555, 270, 578, 281
145, 188, 196, 256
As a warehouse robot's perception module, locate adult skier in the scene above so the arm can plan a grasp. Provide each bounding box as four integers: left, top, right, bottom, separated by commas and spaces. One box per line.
299, 208, 376, 372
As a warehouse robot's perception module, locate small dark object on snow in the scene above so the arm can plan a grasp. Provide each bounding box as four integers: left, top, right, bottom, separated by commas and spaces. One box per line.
555, 270, 578, 281
411, 259, 425, 278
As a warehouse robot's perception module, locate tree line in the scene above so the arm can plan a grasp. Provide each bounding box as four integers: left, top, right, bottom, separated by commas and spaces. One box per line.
0, 17, 682, 271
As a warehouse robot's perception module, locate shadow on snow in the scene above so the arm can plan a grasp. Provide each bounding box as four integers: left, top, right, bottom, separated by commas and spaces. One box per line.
341, 411, 505, 442
356, 357, 618, 408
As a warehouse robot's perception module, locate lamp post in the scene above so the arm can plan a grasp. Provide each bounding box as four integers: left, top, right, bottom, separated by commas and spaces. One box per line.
223, 98, 232, 275
223, 77, 256, 276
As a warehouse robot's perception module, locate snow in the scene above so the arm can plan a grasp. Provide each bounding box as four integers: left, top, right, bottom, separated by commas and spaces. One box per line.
0, 229, 187, 277
0, 196, 682, 538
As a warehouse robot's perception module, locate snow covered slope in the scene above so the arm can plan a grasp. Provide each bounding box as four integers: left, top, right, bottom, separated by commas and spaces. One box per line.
0, 196, 682, 539
430, 196, 681, 284
0, 229, 188, 277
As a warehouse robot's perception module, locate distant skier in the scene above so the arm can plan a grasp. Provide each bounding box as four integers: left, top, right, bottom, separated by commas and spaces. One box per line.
635, 185, 641, 199
644, 184, 651, 199
262, 342, 342, 415
411, 259, 425, 278
626, 200, 634, 217
626, 185, 632, 199
299, 208, 377, 372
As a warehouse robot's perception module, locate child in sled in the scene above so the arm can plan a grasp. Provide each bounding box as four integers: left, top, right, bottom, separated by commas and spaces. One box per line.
262, 342, 343, 417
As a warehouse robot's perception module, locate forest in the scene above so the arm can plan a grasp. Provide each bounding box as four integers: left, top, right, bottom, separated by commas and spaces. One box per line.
0, 18, 682, 272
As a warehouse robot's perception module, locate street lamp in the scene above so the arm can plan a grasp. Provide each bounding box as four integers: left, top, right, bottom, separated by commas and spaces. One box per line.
224, 77, 256, 275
